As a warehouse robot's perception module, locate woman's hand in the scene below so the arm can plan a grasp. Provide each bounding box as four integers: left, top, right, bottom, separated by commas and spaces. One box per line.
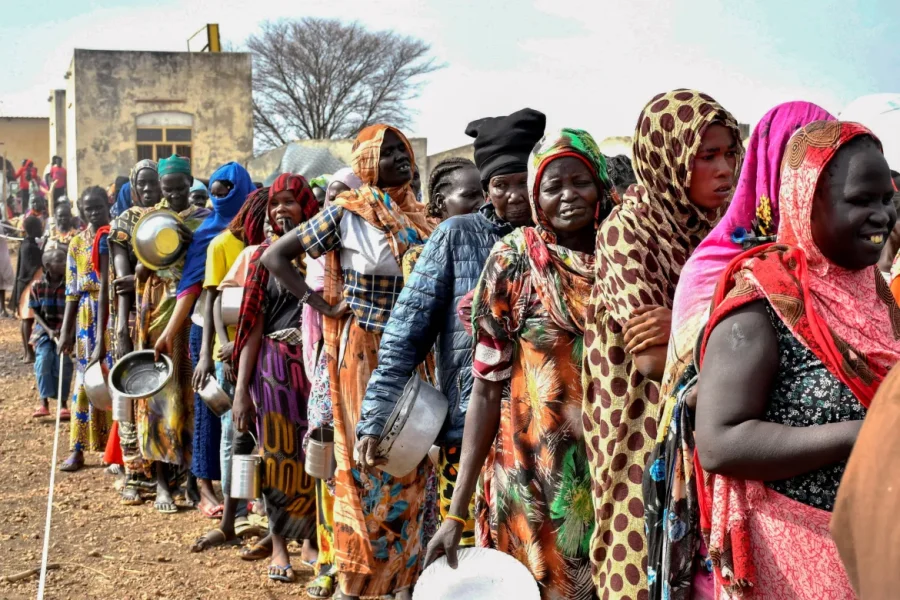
424, 520, 464, 569
354, 435, 387, 474
232, 388, 256, 433
177, 223, 194, 246
217, 341, 234, 363
624, 305, 672, 354
323, 299, 349, 319
192, 355, 214, 391
113, 274, 135, 296
154, 327, 174, 360
58, 330, 75, 355
88, 339, 105, 370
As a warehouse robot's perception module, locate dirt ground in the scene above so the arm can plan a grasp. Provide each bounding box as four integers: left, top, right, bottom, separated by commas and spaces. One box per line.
0, 318, 318, 599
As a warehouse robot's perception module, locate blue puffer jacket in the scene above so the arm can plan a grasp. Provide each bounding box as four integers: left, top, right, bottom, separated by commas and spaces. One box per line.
357, 204, 512, 444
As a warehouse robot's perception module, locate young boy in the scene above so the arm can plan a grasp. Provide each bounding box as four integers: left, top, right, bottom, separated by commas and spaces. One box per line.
30, 246, 73, 419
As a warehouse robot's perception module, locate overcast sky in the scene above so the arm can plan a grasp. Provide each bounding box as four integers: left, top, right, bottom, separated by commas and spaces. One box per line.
1, 0, 898, 153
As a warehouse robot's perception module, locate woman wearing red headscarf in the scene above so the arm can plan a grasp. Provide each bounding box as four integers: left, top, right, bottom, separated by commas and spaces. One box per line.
231, 173, 337, 583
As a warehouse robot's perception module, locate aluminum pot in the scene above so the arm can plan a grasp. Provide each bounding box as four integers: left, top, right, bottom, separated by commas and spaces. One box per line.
197, 374, 232, 417
132, 209, 187, 271
376, 376, 449, 477
108, 350, 176, 418
231, 453, 263, 500
221, 287, 243, 326
84, 361, 112, 411
111, 390, 133, 422
305, 427, 336, 480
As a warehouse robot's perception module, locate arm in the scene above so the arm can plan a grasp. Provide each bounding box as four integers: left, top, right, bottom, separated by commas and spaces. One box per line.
153, 291, 198, 359
695, 301, 861, 480
59, 301, 78, 354
111, 243, 134, 358
623, 305, 672, 382
261, 234, 344, 318
232, 315, 264, 433
212, 293, 236, 382
424, 377, 503, 568
633, 346, 668, 381
192, 289, 217, 390
356, 231, 451, 456
89, 251, 110, 366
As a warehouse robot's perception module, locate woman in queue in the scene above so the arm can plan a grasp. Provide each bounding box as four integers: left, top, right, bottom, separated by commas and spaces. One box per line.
263, 124, 432, 600
426, 128, 614, 599
695, 121, 898, 598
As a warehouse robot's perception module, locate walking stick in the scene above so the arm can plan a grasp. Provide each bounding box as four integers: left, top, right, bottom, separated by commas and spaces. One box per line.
37, 345, 66, 599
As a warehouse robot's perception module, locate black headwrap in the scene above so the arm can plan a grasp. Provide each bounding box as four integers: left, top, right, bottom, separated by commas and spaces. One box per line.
465, 108, 546, 187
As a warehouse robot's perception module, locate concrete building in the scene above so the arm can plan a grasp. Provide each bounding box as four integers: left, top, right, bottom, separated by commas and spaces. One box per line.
0, 116, 50, 174
62, 49, 253, 199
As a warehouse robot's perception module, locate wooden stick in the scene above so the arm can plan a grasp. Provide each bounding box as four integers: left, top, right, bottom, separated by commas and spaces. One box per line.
2, 563, 60, 583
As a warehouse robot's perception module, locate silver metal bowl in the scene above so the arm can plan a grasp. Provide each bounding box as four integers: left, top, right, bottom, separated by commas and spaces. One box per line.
109, 350, 174, 399
221, 287, 243, 326
197, 374, 232, 417
84, 361, 112, 411
132, 209, 187, 270
376, 376, 449, 477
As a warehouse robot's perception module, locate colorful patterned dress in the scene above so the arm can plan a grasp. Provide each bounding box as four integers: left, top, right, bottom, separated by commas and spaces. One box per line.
66, 229, 112, 452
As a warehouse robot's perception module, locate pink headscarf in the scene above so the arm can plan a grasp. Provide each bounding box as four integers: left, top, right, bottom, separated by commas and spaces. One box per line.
663, 102, 836, 391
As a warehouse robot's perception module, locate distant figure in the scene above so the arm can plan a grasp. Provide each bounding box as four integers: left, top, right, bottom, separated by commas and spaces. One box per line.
50, 156, 67, 202
14, 159, 39, 214
606, 154, 637, 197
13, 215, 45, 363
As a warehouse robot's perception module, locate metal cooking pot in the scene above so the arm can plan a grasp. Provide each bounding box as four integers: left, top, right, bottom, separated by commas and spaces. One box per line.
231, 453, 263, 500
221, 287, 243, 326
376, 376, 449, 477
197, 374, 232, 417
132, 209, 187, 271
108, 350, 176, 417
306, 427, 336, 480
84, 361, 112, 411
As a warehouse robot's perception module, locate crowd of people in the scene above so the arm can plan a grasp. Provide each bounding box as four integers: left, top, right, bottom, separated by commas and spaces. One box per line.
8, 88, 900, 599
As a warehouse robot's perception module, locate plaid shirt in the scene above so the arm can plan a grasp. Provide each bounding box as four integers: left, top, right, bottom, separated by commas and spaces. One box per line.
29, 275, 67, 332
296, 204, 344, 258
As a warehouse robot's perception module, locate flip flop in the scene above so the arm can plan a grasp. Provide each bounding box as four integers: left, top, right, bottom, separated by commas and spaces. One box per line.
306, 573, 336, 598
190, 528, 240, 553
234, 518, 263, 539
198, 503, 224, 519
58, 409, 71, 421
59, 455, 84, 472
267, 564, 296, 583
32, 406, 51, 418
154, 500, 178, 514
240, 542, 273, 561
120, 487, 143, 506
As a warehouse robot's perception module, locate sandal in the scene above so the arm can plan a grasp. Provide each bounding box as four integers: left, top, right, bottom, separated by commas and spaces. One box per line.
190, 528, 240, 553
240, 541, 273, 561
154, 500, 178, 514
58, 409, 71, 421
306, 573, 336, 598
234, 517, 262, 539
33, 406, 51, 418
59, 455, 84, 472
120, 487, 143, 506
198, 502, 224, 519
267, 564, 296, 583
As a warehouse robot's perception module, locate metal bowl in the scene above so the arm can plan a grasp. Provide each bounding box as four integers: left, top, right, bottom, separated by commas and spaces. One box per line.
197, 374, 232, 417
221, 287, 243, 326
84, 361, 112, 411
132, 209, 187, 270
109, 350, 174, 400
376, 376, 449, 477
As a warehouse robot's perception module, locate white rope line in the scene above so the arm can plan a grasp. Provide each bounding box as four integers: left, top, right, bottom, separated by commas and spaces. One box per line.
37, 347, 65, 599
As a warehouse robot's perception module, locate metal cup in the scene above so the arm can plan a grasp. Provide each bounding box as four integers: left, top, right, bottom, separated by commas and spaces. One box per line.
230, 454, 263, 500
305, 427, 336, 480
111, 391, 133, 422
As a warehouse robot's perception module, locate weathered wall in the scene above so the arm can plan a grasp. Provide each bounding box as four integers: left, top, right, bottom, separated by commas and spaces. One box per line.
0, 117, 50, 175
69, 49, 253, 197
49, 90, 67, 166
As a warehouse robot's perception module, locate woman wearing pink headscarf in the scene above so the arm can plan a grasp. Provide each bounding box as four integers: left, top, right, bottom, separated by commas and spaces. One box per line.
644, 101, 835, 600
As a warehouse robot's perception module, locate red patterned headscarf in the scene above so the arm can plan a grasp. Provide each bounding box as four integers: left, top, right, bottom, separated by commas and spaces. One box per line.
271, 173, 319, 224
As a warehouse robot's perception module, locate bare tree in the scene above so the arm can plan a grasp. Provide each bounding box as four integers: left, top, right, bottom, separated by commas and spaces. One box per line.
248, 18, 442, 151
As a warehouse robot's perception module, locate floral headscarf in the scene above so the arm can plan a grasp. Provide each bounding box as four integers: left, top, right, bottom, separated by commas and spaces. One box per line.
473, 128, 612, 337
129, 159, 158, 206
594, 89, 744, 325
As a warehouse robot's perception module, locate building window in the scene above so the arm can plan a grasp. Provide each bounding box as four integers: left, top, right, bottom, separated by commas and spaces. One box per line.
136, 127, 192, 161
135, 111, 194, 162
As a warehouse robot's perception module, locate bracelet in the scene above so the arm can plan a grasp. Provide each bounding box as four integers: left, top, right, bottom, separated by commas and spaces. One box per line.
445, 514, 468, 527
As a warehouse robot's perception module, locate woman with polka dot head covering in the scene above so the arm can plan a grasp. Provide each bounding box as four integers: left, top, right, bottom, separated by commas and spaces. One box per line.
582, 89, 743, 599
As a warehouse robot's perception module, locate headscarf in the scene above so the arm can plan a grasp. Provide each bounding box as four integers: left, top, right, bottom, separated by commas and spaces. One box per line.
472, 128, 611, 338
331, 167, 362, 191
309, 175, 331, 191
158, 155, 191, 177
112, 182, 132, 218
228, 186, 269, 246
129, 159, 158, 206
189, 179, 208, 196
664, 102, 836, 396
232, 174, 318, 365
466, 108, 547, 187
177, 162, 254, 294
594, 89, 744, 329
695, 121, 900, 595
